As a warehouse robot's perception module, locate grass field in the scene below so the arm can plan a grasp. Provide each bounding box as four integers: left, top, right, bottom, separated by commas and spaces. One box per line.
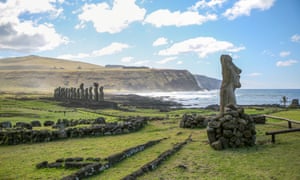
0, 96, 299, 180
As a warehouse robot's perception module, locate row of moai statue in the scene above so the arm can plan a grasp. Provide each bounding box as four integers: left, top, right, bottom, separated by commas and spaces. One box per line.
54, 83, 104, 101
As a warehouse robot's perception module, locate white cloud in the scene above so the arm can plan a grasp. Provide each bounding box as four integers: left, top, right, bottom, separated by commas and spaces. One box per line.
92, 42, 129, 56
190, 0, 227, 11
223, 0, 275, 20
262, 49, 275, 57
247, 72, 262, 77
76, 0, 146, 34
121, 56, 134, 63
177, 61, 183, 65
276, 60, 298, 67
144, 9, 217, 27
0, 0, 68, 52
153, 37, 168, 47
156, 57, 177, 64
57, 42, 129, 60
291, 34, 300, 43
279, 51, 290, 57
158, 37, 245, 58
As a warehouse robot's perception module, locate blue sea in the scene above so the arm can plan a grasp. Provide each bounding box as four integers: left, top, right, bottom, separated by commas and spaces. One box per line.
134, 89, 300, 108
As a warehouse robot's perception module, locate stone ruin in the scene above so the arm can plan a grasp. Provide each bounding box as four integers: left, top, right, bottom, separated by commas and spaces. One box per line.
289, 99, 299, 108
180, 114, 208, 128
54, 83, 104, 102
207, 104, 256, 150
206, 55, 256, 150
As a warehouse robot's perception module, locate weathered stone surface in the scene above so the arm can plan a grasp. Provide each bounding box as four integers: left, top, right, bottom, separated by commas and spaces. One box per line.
36, 161, 48, 169
31, 120, 41, 127
220, 55, 241, 113
289, 99, 299, 108
207, 105, 256, 150
0, 121, 12, 129
211, 140, 223, 150
44, 120, 55, 126
15, 122, 32, 129
0, 118, 147, 145
180, 114, 208, 128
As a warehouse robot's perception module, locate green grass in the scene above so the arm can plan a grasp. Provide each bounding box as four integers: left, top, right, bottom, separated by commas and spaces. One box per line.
0, 97, 300, 180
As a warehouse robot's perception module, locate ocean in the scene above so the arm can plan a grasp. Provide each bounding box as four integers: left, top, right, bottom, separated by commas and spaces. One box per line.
134, 89, 300, 108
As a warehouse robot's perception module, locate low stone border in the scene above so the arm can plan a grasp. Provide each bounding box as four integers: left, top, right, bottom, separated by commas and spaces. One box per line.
36, 138, 166, 179
61, 138, 166, 180
0, 119, 147, 145
122, 135, 192, 180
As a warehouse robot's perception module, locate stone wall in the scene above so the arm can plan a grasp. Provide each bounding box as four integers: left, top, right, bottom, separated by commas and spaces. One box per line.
207, 104, 256, 150
36, 138, 166, 180
0, 118, 147, 145
179, 114, 208, 128
122, 136, 191, 180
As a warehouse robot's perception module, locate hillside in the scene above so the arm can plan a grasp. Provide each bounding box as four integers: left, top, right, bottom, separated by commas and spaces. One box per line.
194, 74, 221, 90
0, 56, 203, 93
0, 55, 103, 71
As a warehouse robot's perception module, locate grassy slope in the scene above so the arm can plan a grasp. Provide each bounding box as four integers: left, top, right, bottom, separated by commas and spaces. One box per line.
0, 97, 299, 180
0, 55, 104, 71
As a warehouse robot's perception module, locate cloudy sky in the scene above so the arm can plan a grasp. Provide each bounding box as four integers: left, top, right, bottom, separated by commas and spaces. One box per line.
0, 0, 299, 88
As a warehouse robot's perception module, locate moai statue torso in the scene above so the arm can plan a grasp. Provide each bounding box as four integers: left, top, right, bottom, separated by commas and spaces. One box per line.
89, 87, 93, 100
94, 82, 99, 101
220, 55, 242, 113
99, 86, 104, 101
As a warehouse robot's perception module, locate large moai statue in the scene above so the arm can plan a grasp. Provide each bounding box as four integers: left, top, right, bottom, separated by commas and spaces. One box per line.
85, 88, 89, 100
57, 87, 61, 99
94, 82, 99, 101
219, 55, 242, 113
206, 55, 255, 150
80, 83, 84, 100
99, 86, 104, 101
71, 88, 75, 99
67, 88, 71, 99
89, 87, 93, 100
76, 88, 80, 100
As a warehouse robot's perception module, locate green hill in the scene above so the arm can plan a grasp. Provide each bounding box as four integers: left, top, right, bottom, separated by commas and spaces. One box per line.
0, 55, 201, 93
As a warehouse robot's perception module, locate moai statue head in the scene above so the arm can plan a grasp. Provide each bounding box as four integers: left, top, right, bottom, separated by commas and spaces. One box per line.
220, 55, 242, 113
80, 83, 84, 90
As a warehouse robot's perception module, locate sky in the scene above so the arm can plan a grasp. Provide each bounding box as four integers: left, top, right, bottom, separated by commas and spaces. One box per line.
0, 0, 299, 89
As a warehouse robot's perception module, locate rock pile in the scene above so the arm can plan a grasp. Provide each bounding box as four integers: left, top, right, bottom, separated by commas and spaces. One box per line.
179, 114, 208, 128
207, 104, 256, 150
289, 99, 299, 108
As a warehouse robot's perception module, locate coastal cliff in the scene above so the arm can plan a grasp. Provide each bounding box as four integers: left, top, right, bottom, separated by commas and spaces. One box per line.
0, 56, 203, 93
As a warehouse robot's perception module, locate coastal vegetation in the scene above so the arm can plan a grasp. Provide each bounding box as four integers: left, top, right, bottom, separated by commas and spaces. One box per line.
0, 95, 299, 179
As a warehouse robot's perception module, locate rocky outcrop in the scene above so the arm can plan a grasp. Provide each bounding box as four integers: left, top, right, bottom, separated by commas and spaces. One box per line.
194, 74, 221, 90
